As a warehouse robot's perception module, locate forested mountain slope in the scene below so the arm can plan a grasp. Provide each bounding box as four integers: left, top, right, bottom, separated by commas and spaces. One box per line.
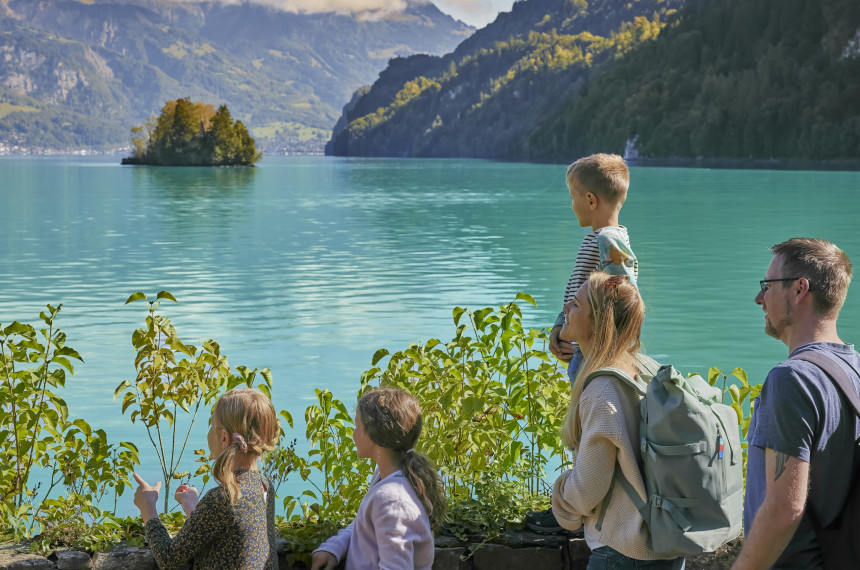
528, 0, 860, 162
0, 0, 472, 150
327, 0, 686, 158
330, 0, 860, 163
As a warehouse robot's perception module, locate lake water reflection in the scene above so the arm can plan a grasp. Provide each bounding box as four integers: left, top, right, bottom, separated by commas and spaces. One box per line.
1, 156, 858, 513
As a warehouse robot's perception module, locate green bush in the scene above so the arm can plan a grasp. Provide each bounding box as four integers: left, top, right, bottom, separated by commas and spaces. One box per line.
1, 292, 758, 560
115, 291, 281, 512
0, 305, 139, 551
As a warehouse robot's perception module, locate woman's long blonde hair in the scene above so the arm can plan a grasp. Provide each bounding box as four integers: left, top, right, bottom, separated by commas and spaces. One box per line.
561, 272, 645, 450
212, 388, 280, 504
358, 388, 447, 531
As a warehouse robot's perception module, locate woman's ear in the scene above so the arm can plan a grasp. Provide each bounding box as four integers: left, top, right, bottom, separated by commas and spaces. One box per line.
220, 427, 230, 450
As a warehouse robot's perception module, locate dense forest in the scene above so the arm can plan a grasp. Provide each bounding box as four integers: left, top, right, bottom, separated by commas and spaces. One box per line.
527, 0, 860, 161
329, 0, 860, 163
125, 99, 260, 166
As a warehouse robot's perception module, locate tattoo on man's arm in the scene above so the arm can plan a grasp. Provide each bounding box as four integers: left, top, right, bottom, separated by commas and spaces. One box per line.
774, 451, 790, 482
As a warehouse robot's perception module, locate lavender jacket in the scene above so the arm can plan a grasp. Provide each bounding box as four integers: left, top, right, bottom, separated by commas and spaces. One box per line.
314, 468, 433, 569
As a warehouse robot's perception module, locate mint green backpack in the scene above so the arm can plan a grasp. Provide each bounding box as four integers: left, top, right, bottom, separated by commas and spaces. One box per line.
588, 362, 744, 557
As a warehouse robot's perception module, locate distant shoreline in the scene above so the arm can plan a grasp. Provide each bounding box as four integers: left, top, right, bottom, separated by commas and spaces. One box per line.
4, 150, 859, 172
626, 156, 860, 172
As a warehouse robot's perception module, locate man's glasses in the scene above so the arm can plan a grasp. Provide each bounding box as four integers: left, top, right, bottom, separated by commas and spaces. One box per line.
759, 277, 801, 294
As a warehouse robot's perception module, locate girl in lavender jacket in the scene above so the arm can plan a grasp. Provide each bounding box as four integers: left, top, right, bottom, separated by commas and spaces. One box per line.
311, 388, 447, 570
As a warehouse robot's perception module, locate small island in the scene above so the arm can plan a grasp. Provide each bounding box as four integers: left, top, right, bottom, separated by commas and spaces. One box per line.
122, 98, 261, 166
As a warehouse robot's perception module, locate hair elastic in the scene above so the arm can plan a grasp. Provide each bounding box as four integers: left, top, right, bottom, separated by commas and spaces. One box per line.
232, 433, 248, 453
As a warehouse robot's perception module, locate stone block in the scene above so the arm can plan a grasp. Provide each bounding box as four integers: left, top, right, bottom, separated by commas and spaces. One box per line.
4, 559, 55, 569
90, 546, 156, 570
472, 544, 564, 570
54, 551, 91, 570
433, 547, 468, 570
566, 538, 591, 568
496, 529, 570, 549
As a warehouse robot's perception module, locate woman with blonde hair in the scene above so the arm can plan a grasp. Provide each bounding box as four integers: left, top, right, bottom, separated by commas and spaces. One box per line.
552, 272, 684, 570
133, 388, 281, 569
312, 387, 446, 570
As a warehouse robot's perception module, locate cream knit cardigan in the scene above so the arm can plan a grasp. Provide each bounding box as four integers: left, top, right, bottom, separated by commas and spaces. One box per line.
551, 374, 666, 561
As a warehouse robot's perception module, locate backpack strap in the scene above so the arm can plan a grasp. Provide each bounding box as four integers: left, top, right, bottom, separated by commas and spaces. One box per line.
587, 363, 645, 532
594, 463, 699, 533
636, 353, 661, 376
788, 350, 860, 536
583, 367, 647, 396
789, 351, 860, 420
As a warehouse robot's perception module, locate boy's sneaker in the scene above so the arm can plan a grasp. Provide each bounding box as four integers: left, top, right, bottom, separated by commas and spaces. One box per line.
525, 507, 564, 534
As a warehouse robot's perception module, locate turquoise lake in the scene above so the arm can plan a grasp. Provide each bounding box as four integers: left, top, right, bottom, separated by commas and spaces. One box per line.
2, 155, 859, 515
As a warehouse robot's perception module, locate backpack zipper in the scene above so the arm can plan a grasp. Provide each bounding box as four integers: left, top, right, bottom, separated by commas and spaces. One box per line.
716, 423, 726, 493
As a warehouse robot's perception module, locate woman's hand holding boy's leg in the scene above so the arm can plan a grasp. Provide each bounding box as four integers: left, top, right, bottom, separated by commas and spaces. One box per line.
549, 325, 574, 362
310, 551, 338, 570
133, 473, 161, 522
174, 484, 199, 516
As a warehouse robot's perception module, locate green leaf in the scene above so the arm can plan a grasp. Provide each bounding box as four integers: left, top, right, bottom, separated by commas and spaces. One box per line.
707, 367, 721, 386
258, 383, 271, 399
730, 368, 748, 385
52, 357, 74, 374
156, 291, 178, 303
114, 380, 131, 399
280, 410, 294, 429
452, 307, 466, 325
260, 368, 273, 390
728, 385, 740, 404
515, 292, 536, 307
54, 346, 83, 361
371, 349, 389, 366
125, 292, 147, 304
730, 402, 743, 425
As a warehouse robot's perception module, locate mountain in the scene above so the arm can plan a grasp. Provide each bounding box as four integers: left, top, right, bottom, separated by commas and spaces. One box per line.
527, 0, 860, 162
0, 0, 473, 151
326, 0, 687, 158
329, 0, 860, 164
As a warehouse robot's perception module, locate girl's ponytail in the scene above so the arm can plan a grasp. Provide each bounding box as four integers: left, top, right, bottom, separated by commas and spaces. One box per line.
358, 388, 447, 531
400, 448, 447, 532
212, 436, 242, 504
211, 389, 280, 504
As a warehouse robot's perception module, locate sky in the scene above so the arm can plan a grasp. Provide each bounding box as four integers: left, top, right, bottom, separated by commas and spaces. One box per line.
433, 0, 515, 28
186, 1, 516, 29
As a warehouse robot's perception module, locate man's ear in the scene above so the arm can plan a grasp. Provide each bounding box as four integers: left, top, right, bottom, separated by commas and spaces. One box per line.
586, 192, 598, 210
794, 277, 813, 303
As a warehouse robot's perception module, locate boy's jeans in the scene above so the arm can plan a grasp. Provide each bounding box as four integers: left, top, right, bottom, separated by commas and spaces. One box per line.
586, 546, 685, 570
567, 347, 584, 383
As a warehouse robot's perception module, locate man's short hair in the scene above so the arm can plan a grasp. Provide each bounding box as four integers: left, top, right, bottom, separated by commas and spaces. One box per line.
566, 153, 629, 205
772, 238, 853, 317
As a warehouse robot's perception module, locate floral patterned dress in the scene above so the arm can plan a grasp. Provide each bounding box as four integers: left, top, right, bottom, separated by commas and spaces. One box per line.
145, 470, 276, 570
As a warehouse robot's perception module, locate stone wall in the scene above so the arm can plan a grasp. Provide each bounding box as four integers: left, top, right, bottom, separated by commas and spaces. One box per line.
0, 532, 742, 570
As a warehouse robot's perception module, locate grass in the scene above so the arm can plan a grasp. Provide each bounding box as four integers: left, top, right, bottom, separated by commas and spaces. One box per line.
162, 42, 216, 59
251, 122, 329, 142
0, 103, 40, 119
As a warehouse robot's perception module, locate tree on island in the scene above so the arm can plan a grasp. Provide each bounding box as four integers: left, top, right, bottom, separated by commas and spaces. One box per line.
125, 98, 261, 166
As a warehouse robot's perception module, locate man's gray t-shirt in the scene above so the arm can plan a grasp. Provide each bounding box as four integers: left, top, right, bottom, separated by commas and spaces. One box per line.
744, 342, 860, 569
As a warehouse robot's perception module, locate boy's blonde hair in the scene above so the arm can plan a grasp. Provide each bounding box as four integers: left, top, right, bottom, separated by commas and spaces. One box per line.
561, 272, 644, 450
566, 153, 630, 206
212, 388, 280, 504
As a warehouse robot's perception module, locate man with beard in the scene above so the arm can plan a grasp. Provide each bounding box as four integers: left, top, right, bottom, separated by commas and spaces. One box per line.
733, 238, 860, 570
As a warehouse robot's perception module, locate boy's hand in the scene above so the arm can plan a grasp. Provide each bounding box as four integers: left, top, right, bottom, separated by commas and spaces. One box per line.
310, 551, 338, 570
175, 484, 199, 516
549, 325, 574, 362
133, 473, 161, 522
